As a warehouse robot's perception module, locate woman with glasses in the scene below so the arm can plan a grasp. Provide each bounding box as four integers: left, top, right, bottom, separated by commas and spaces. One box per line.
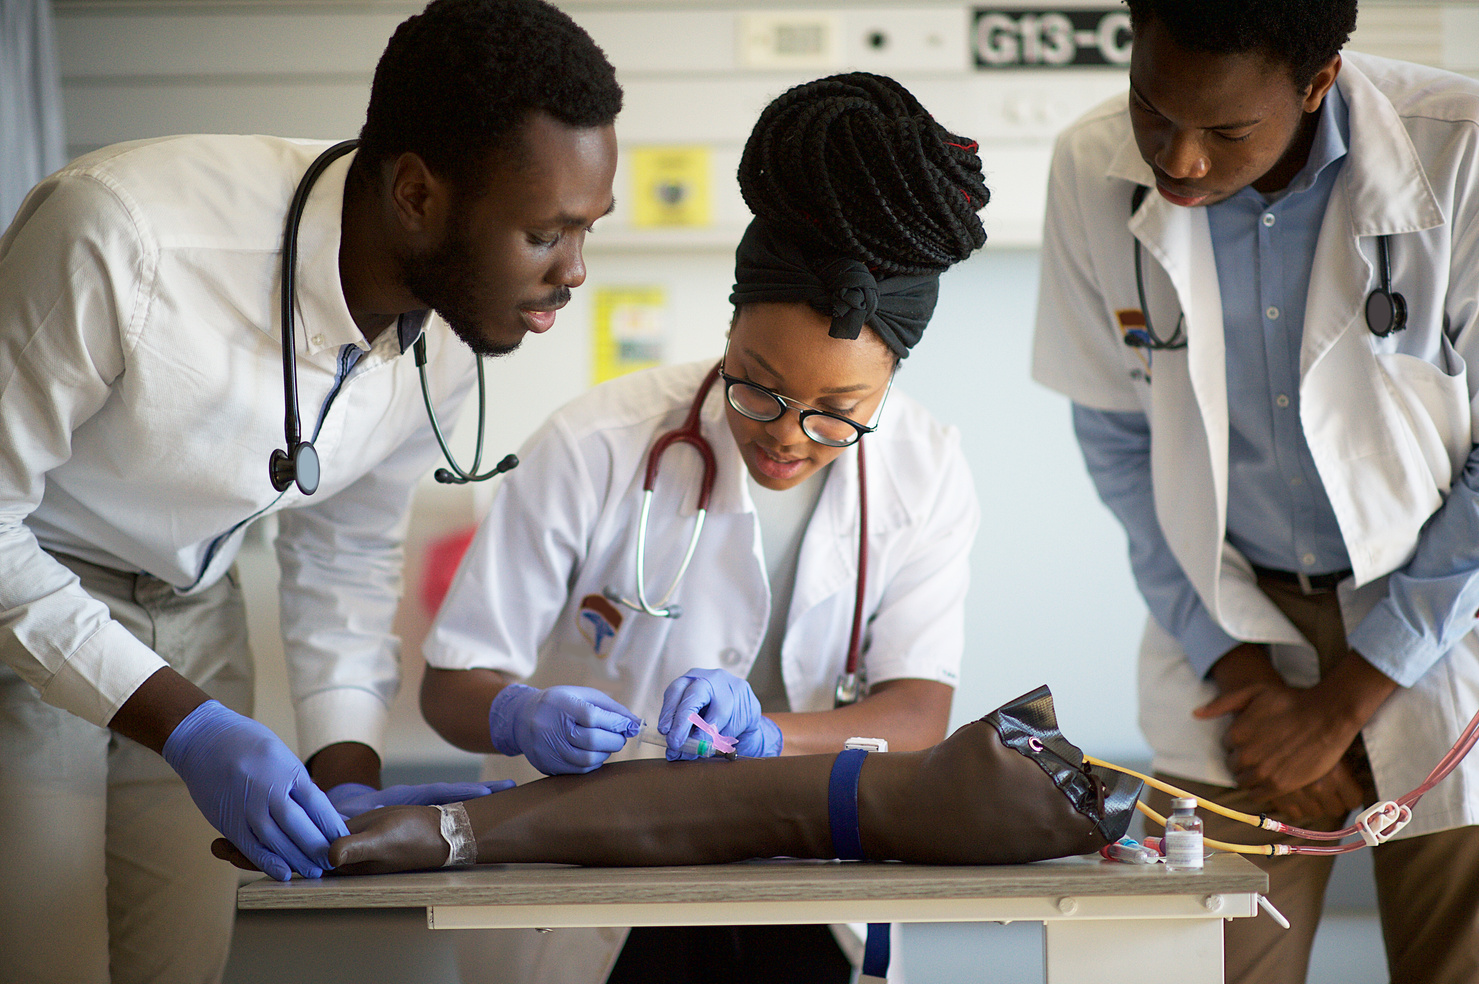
419, 72, 988, 984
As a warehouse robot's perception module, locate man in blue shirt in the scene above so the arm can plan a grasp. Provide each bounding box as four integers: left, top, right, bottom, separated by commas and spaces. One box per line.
1034, 2, 1479, 981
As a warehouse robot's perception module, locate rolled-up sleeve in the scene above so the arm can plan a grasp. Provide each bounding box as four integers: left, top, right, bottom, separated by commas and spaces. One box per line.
1347, 447, 1479, 687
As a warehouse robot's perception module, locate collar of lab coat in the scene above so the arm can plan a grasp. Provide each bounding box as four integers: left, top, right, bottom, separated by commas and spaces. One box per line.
282, 145, 367, 358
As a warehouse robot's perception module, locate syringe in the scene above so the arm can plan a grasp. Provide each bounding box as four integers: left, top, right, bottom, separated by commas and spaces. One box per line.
634, 720, 738, 760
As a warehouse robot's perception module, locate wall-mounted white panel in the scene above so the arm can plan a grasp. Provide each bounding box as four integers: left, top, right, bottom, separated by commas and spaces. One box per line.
902, 73, 1127, 144
56, 11, 397, 77
1443, 7, 1479, 73
735, 10, 843, 69
580, 6, 973, 76
63, 80, 371, 152
976, 145, 1054, 248
1349, 5, 1444, 68
577, 10, 739, 73
610, 72, 1127, 145
841, 7, 970, 73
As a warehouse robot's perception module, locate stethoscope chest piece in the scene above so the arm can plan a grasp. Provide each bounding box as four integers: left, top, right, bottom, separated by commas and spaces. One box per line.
1365, 234, 1408, 338
1365, 286, 1407, 338
835, 669, 868, 707
269, 441, 320, 495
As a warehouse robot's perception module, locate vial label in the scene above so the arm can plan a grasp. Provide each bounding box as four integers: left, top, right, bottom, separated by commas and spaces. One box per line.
1163, 828, 1203, 870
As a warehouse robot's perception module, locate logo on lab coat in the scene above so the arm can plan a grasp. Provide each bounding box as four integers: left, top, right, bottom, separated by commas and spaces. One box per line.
577, 594, 624, 657
1115, 308, 1153, 383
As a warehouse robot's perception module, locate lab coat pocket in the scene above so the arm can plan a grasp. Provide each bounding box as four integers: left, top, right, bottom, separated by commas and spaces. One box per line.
1375, 338, 1470, 495
1136, 617, 1234, 787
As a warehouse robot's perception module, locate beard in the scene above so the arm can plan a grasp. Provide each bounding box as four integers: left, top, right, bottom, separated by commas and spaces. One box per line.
400, 216, 519, 359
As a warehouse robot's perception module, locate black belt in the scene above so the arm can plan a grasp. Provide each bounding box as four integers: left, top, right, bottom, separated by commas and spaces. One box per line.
1251, 564, 1352, 594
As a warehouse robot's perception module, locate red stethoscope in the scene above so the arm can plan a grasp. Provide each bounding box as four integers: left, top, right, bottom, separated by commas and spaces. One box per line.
602, 364, 871, 706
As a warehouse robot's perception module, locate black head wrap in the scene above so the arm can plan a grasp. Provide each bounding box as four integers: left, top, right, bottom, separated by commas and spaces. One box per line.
729, 218, 937, 359
730, 73, 988, 360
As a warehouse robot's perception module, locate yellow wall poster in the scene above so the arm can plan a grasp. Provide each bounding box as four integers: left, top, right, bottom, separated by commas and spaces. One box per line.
629, 146, 712, 228
593, 286, 668, 385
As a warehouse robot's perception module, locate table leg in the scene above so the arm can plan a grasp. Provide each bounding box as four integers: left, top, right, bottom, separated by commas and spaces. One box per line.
1045, 918, 1223, 983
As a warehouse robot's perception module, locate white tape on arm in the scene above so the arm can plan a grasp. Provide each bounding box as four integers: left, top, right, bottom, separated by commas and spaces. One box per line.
436, 802, 478, 867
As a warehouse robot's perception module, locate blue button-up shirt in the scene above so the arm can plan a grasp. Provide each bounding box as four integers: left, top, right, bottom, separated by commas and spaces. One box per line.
1212, 85, 1351, 576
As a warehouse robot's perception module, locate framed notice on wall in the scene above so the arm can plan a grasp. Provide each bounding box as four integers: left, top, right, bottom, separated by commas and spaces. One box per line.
592, 286, 668, 385
972, 8, 1132, 68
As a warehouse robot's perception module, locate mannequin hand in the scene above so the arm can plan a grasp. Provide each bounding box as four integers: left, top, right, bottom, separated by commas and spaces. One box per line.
659, 667, 783, 759
487, 683, 640, 775
163, 699, 348, 881
326, 780, 515, 820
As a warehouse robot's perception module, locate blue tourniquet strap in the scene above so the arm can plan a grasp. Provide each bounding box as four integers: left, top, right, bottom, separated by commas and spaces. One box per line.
828, 748, 890, 980
828, 748, 869, 861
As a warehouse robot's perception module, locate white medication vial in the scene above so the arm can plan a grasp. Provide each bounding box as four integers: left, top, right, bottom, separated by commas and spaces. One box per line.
1164, 797, 1204, 872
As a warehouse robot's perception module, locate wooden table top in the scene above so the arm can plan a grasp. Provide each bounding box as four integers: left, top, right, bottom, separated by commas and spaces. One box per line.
238, 852, 1267, 912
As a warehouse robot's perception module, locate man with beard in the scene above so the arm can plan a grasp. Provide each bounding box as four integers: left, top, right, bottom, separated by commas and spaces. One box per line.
0, 2, 618, 982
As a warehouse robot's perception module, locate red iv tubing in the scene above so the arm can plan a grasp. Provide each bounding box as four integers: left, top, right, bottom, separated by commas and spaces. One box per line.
1087, 702, 1479, 857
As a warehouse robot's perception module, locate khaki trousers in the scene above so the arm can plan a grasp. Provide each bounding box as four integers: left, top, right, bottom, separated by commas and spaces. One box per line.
1148, 575, 1479, 984
0, 554, 253, 984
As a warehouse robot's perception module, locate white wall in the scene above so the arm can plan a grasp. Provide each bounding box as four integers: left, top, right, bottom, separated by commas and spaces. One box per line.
46, 0, 1477, 768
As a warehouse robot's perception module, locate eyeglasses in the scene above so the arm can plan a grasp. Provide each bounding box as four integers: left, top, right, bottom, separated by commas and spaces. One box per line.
717, 362, 894, 448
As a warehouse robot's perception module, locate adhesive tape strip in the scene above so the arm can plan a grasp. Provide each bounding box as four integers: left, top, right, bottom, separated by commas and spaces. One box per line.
436, 802, 478, 867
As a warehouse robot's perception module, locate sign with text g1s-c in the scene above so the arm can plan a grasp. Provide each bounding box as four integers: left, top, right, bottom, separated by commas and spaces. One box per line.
973, 9, 1132, 68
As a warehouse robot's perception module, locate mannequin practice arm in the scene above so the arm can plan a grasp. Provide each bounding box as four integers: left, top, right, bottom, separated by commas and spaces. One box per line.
275, 697, 1140, 875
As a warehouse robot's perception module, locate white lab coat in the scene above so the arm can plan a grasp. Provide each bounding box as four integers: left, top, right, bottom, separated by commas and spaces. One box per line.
1033, 53, 1479, 839
424, 358, 978, 982
0, 135, 475, 755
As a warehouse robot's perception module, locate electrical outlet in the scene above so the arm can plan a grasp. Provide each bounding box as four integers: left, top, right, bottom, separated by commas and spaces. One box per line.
843, 8, 969, 73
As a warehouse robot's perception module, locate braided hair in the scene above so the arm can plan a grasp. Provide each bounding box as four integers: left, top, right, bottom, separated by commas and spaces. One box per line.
737, 72, 989, 276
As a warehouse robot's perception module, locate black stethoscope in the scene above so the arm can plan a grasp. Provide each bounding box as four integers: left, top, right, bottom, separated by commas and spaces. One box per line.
602, 363, 872, 706
1364, 233, 1408, 337
270, 139, 517, 495
1126, 184, 1408, 352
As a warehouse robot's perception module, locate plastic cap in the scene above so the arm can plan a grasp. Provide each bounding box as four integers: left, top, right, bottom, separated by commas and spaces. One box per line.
1172, 797, 1198, 810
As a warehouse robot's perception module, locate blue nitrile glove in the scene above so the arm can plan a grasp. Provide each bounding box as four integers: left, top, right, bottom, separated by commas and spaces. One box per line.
659, 667, 783, 759
326, 780, 517, 820
162, 699, 349, 882
487, 683, 641, 776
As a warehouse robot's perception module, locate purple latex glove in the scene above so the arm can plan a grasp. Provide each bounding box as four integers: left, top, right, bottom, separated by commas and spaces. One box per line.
659, 667, 783, 759
487, 683, 641, 775
163, 699, 348, 881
